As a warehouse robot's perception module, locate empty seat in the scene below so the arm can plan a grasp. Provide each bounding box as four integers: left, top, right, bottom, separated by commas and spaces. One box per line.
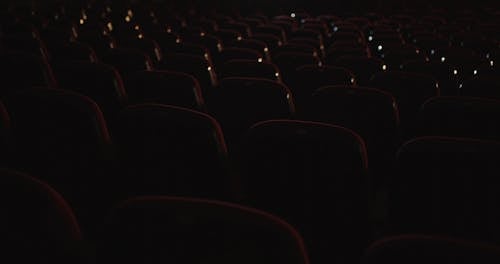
159, 53, 217, 92
127, 70, 205, 111
401, 60, 459, 96
389, 137, 500, 241
53, 61, 128, 124
226, 39, 271, 62
273, 51, 322, 85
114, 104, 231, 200
47, 42, 98, 63
363, 234, 500, 264
0, 51, 57, 93
99, 196, 310, 264
418, 96, 500, 141
208, 77, 295, 146
0, 168, 84, 263
369, 71, 439, 137
334, 56, 385, 85
291, 65, 356, 108
5, 89, 114, 233
239, 119, 370, 264
460, 75, 500, 99
101, 48, 154, 77
115, 36, 163, 65
306, 85, 400, 179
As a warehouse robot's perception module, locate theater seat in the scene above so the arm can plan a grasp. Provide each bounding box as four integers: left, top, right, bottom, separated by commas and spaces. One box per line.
99, 196, 310, 264
0, 168, 84, 264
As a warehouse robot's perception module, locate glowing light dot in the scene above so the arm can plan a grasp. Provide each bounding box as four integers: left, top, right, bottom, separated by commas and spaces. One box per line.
382, 65, 387, 71
291, 13, 296, 18
264, 47, 269, 52
431, 49, 435, 55
80, 19, 85, 24
275, 73, 280, 77
107, 22, 113, 31
175, 38, 181, 43
350, 77, 355, 84
441, 57, 446, 62
377, 45, 383, 51
134, 25, 140, 30
127, 10, 134, 17
453, 69, 458, 75
237, 36, 243, 41
125, 16, 131, 22
491, 61, 494, 67
200, 32, 205, 37
473, 70, 478, 75
368, 36, 373, 41
207, 66, 212, 71
258, 58, 263, 62
138, 34, 143, 39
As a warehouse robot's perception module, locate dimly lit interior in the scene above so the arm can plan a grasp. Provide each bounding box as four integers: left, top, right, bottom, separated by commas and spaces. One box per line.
2, 0, 500, 263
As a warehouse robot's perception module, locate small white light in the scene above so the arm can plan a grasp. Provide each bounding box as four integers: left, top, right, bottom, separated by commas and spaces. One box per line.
486, 53, 490, 59
491, 60, 494, 67
134, 25, 140, 30
79, 19, 85, 25
459, 83, 463, 89
127, 10, 134, 17
473, 70, 478, 75
125, 16, 131, 22
275, 72, 280, 77
416, 49, 420, 54
166, 27, 172, 33
264, 47, 269, 52
431, 49, 435, 55
291, 13, 296, 18
333, 26, 338, 32
382, 64, 387, 71
350, 77, 355, 84
207, 66, 212, 71
286, 93, 291, 99
453, 69, 458, 75
217, 43, 223, 51
175, 38, 181, 43
441, 57, 446, 62
138, 34, 143, 39
368, 36, 373, 41
377, 45, 383, 51
258, 58, 263, 62
200, 32, 205, 37
204, 53, 209, 60
237, 36, 243, 41
107, 22, 113, 31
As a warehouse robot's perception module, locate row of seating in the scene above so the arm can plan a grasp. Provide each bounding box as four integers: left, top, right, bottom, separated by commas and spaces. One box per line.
2, 86, 500, 262
6, 167, 500, 264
